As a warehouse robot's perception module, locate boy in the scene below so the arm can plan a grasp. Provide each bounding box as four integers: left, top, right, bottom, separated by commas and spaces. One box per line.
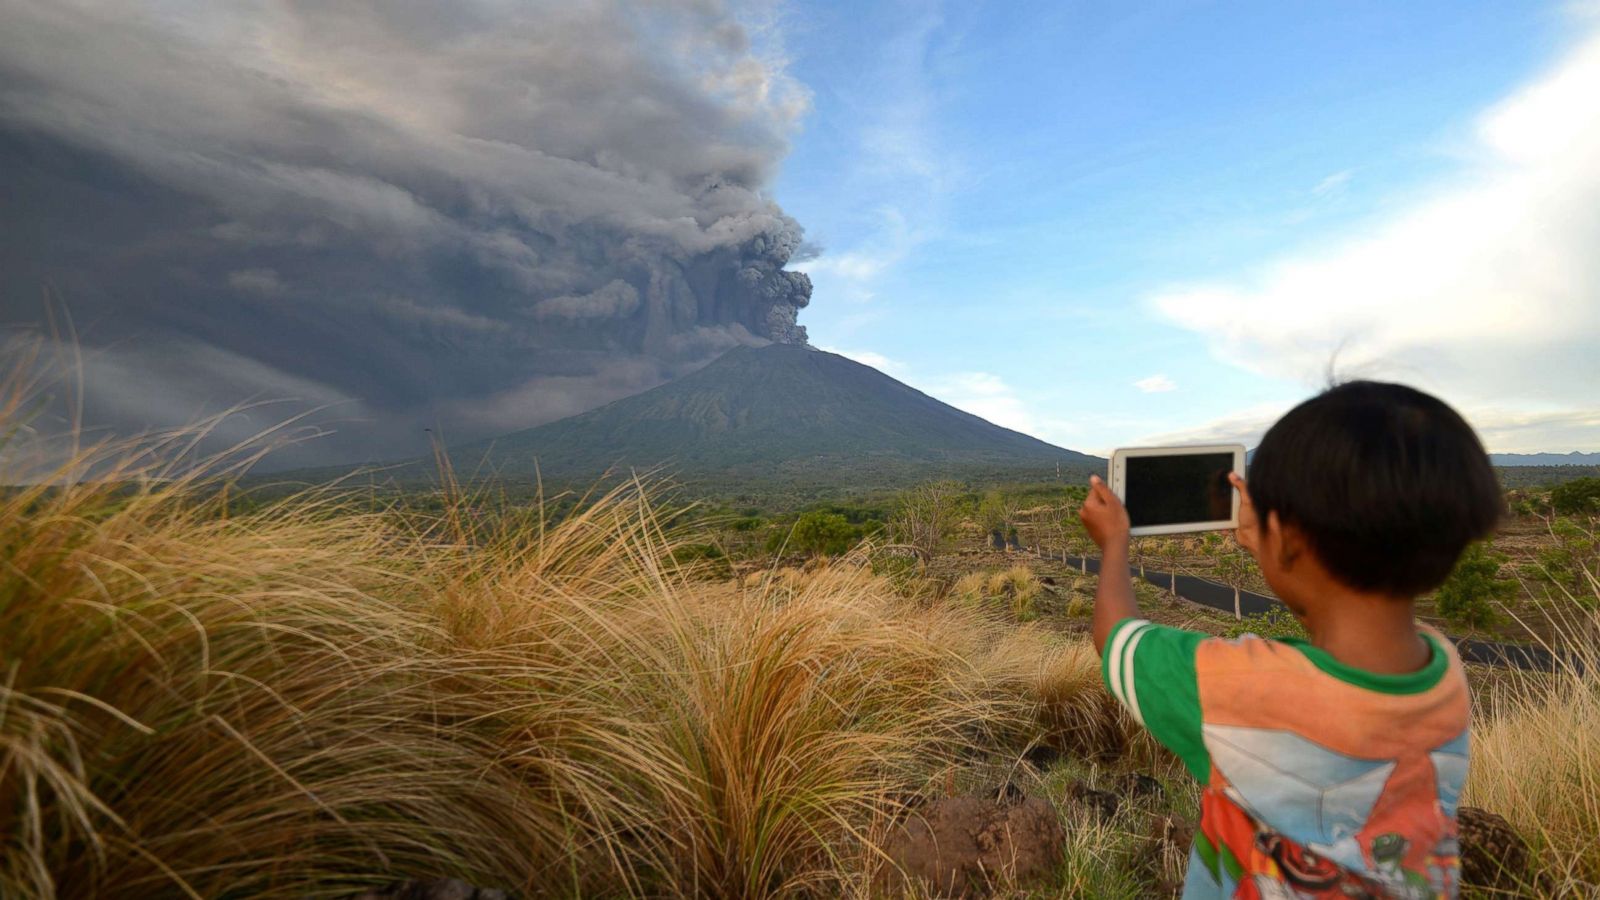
1078, 381, 1501, 899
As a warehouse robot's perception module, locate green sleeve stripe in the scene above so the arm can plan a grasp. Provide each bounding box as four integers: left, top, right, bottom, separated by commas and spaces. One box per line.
1129, 625, 1212, 781
1193, 832, 1219, 880
1218, 842, 1245, 881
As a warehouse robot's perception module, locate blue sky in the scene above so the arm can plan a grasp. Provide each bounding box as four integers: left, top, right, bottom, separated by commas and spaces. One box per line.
773, 0, 1600, 454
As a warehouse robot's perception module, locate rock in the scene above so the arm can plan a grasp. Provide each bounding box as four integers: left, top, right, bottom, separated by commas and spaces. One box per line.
1021, 743, 1061, 770
1147, 814, 1196, 859
351, 878, 508, 900
1458, 806, 1533, 894
877, 794, 1066, 898
1110, 772, 1164, 802
1065, 781, 1121, 819
1137, 815, 1196, 899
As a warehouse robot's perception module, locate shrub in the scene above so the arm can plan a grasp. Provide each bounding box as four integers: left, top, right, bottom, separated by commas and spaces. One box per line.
1222, 606, 1308, 641
1434, 540, 1515, 628
788, 510, 859, 557
670, 541, 731, 577
1551, 477, 1600, 516
1528, 519, 1599, 599
889, 480, 963, 559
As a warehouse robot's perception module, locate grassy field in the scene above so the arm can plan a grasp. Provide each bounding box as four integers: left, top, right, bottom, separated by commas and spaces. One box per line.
3, 419, 1598, 896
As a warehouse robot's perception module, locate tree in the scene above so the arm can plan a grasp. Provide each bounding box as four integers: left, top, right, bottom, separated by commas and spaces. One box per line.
1155, 538, 1183, 596
789, 511, 858, 557
1062, 510, 1092, 574
1529, 518, 1599, 600
978, 490, 1018, 550
890, 480, 963, 561
1436, 541, 1516, 628
1214, 545, 1259, 620
1551, 478, 1600, 516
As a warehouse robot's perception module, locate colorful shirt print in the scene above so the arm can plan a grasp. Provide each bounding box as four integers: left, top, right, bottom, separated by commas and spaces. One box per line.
1101, 618, 1470, 899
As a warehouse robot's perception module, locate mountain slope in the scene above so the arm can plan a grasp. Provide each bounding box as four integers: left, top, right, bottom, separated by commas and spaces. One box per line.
447, 344, 1098, 487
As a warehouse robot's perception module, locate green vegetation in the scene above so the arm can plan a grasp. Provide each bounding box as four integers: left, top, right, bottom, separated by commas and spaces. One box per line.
1436, 541, 1516, 628
782, 510, 865, 556
1551, 476, 1600, 515
1528, 519, 1599, 600
1495, 465, 1600, 490
1222, 607, 1310, 641
1211, 539, 1260, 621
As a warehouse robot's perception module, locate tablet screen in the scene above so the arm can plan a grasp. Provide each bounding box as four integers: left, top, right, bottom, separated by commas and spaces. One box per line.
1124, 453, 1235, 527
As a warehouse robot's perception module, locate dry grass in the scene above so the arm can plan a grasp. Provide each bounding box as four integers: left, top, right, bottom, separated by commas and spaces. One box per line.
0, 401, 1114, 897
1465, 576, 1600, 893
952, 571, 989, 604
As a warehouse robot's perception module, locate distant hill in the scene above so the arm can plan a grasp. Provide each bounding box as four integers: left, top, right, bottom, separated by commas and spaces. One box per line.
429, 344, 1100, 493
1490, 451, 1600, 467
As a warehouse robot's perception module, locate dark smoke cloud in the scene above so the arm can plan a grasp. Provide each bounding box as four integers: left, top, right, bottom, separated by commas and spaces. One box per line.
0, 0, 813, 468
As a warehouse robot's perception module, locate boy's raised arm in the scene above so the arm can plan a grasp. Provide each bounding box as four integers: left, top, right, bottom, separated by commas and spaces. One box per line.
1078, 475, 1137, 654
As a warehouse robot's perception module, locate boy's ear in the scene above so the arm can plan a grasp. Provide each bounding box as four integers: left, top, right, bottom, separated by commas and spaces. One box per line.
1267, 511, 1305, 570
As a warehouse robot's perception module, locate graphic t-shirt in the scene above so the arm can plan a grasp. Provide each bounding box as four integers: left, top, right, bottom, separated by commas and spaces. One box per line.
1101, 618, 1470, 899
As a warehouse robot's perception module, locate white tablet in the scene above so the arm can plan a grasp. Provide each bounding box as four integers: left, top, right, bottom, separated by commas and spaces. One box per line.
1109, 444, 1246, 536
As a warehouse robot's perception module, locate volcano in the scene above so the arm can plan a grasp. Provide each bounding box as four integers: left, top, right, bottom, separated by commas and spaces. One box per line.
437, 344, 1099, 492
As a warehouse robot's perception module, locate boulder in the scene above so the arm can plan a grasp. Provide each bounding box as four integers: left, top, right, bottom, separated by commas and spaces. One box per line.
1457, 806, 1534, 894
1109, 772, 1164, 802
877, 793, 1066, 898
1063, 781, 1120, 820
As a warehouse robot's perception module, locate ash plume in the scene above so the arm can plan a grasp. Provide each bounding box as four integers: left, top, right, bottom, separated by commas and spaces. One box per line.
0, 0, 813, 468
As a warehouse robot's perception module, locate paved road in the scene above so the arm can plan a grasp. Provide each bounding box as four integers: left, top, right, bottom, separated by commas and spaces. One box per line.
1036, 549, 1564, 672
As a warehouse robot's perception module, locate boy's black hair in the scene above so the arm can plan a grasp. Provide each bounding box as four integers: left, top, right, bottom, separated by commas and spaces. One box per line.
1247, 381, 1502, 596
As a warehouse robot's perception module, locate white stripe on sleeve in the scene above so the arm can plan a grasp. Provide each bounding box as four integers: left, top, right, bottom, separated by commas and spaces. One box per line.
1104, 618, 1150, 709
1121, 623, 1154, 726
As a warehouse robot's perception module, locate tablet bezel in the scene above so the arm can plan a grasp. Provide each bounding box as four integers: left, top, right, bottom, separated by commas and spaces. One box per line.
1109, 443, 1246, 536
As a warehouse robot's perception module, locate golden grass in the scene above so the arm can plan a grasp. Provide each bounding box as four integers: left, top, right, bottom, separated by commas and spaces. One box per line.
952, 571, 988, 604
1465, 579, 1600, 892
0, 408, 1114, 897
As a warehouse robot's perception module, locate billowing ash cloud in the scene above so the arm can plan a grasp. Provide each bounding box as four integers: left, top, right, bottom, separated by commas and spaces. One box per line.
0, 0, 813, 468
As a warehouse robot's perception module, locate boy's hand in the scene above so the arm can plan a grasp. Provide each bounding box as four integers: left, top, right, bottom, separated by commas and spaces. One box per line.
1228, 472, 1260, 558
1078, 475, 1130, 552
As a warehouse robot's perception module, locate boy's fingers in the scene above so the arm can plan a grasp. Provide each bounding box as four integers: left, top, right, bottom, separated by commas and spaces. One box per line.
1229, 472, 1253, 506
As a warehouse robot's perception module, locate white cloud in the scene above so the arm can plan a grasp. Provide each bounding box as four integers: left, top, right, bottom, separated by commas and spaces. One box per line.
1134, 398, 1600, 455
1134, 374, 1177, 393
1148, 30, 1600, 451
1135, 403, 1286, 449
925, 371, 1037, 435
818, 345, 905, 375
1310, 169, 1353, 197
1454, 406, 1600, 454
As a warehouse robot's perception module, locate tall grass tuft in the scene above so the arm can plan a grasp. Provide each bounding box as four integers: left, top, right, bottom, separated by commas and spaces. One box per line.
1465, 566, 1600, 892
